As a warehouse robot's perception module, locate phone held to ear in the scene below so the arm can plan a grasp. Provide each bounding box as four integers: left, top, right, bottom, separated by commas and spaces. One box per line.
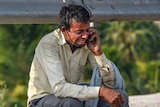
86, 32, 96, 43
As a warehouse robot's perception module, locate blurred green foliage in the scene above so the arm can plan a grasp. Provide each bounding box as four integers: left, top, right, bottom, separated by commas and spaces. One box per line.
0, 81, 8, 107
0, 21, 160, 107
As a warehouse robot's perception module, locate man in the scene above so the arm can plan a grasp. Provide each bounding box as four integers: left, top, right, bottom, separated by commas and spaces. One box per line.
27, 3, 129, 107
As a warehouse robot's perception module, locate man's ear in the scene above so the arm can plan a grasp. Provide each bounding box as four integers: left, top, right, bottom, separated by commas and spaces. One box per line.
61, 26, 66, 33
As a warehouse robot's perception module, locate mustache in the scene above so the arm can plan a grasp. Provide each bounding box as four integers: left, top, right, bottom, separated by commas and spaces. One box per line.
76, 38, 87, 42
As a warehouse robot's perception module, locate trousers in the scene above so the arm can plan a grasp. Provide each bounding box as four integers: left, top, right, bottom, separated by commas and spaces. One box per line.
29, 63, 129, 107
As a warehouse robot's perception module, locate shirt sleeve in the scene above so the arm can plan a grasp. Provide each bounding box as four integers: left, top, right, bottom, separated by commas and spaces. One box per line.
88, 52, 115, 88
35, 37, 100, 101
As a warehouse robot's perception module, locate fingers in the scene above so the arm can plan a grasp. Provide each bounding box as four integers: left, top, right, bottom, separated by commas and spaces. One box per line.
111, 98, 124, 107
114, 92, 124, 107
112, 103, 117, 107
116, 96, 123, 107
88, 29, 98, 42
120, 94, 125, 103
87, 29, 102, 55
102, 88, 124, 107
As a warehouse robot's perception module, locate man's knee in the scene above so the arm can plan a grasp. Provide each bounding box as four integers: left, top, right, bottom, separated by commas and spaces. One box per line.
64, 97, 82, 107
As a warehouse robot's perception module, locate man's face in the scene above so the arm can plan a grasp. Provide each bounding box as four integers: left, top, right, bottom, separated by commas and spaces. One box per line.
64, 19, 90, 47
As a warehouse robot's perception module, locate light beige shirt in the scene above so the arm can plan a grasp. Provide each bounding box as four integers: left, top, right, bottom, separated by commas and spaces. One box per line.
27, 28, 115, 102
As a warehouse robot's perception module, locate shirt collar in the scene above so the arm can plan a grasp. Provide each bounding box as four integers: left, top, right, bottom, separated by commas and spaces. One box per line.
55, 28, 66, 45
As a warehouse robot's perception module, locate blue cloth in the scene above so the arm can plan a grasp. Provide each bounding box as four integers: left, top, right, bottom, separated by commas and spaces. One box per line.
84, 65, 102, 107
112, 62, 125, 90
84, 62, 126, 107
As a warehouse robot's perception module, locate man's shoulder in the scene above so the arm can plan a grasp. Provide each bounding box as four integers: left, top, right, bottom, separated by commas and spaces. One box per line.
40, 29, 59, 44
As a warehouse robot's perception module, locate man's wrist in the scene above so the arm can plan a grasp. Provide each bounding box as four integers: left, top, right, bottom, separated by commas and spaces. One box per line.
99, 87, 104, 97
94, 49, 103, 56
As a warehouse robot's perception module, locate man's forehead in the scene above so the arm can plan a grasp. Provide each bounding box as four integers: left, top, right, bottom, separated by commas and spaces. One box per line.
70, 19, 90, 30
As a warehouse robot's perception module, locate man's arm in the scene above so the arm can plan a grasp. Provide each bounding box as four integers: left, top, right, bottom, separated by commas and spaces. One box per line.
87, 29, 124, 107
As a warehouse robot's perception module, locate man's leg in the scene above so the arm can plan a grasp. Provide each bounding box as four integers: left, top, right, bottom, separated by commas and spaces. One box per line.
30, 94, 82, 107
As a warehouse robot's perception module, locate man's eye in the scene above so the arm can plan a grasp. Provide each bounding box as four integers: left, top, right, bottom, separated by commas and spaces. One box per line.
75, 31, 83, 34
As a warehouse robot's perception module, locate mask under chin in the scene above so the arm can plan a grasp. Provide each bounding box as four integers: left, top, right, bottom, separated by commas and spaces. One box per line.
72, 44, 83, 48
66, 40, 84, 48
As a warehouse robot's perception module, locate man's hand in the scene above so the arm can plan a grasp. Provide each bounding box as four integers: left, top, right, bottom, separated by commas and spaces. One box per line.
87, 29, 103, 56
99, 87, 124, 107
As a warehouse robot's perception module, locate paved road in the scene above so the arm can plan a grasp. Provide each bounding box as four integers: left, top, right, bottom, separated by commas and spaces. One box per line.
129, 93, 160, 107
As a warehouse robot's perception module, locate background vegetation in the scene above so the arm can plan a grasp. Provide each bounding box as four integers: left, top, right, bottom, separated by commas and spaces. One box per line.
0, 21, 160, 107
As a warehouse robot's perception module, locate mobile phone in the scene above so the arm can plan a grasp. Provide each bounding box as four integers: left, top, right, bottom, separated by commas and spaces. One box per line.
86, 34, 92, 43
86, 31, 96, 43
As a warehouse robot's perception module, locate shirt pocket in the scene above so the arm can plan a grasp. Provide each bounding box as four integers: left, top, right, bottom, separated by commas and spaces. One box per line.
70, 63, 86, 83
78, 63, 86, 73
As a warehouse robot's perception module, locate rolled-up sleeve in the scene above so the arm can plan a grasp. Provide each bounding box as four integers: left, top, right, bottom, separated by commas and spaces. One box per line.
88, 52, 115, 88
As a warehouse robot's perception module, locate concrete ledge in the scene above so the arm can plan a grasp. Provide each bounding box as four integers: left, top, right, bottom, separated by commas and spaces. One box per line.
0, 0, 160, 24
129, 93, 160, 107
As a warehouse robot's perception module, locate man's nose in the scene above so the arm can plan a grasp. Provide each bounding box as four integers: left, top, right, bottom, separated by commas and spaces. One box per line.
82, 31, 89, 38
